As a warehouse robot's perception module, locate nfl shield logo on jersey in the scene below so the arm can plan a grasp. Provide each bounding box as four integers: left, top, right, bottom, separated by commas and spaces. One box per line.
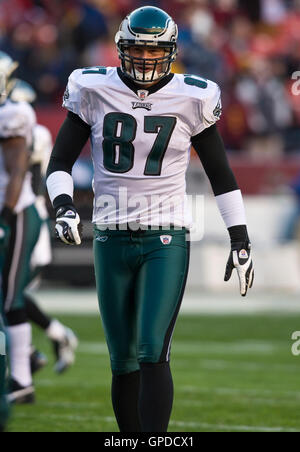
160, 235, 172, 245
137, 90, 149, 100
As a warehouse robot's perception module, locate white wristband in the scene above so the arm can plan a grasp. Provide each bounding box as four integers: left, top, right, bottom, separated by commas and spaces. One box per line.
215, 189, 247, 229
46, 171, 74, 205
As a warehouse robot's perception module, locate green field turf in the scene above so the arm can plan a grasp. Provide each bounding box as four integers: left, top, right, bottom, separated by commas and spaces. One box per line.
6, 313, 300, 432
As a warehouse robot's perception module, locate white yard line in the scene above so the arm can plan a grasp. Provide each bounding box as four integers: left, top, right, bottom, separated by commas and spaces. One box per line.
32, 288, 300, 315
13, 410, 299, 432
178, 398, 300, 407
169, 420, 300, 433
181, 386, 300, 399
76, 340, 280, 356
98, 417, 300, 432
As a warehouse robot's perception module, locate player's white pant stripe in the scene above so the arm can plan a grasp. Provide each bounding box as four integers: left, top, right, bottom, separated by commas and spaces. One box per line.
5, 211, 24, 311
166, 328, 175, 362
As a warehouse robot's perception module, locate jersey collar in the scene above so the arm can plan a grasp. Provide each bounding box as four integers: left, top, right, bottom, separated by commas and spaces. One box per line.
117, 67, 174, 96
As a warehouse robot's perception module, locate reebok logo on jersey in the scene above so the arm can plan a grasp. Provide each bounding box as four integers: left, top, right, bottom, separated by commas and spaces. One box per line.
96, 235, 108, 242
160, 235, 172, 245
239, 249, 248, 259
132, 102, 152, 111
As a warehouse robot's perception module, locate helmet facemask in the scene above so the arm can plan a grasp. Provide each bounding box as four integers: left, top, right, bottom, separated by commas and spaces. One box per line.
119, 43, 177, 84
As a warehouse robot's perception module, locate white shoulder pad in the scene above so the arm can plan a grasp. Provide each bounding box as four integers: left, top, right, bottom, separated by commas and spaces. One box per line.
0, 100, 36, 145
32, 124, 53, 174
180, 75, 222, 136
63, 67, 108, 125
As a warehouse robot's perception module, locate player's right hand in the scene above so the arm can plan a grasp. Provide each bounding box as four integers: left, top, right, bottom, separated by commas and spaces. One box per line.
55, 205, 82, 245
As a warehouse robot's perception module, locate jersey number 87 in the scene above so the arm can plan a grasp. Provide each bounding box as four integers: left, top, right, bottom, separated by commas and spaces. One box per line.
102, 113, 176, 176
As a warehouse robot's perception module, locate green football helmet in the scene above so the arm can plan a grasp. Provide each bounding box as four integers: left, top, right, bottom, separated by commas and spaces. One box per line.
115, 6, 178, 85
0, 51, 19, 104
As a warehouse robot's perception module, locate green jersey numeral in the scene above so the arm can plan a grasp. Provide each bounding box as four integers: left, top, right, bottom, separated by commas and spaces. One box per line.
144, 116, 177, 176
103, 113, 136, 174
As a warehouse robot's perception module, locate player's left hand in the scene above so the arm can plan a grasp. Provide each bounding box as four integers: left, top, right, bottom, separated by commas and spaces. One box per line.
224, 241, 254, 297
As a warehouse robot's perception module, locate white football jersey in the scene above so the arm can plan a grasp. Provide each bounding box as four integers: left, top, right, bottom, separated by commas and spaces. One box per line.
63, 66, 221, 227
0, 99, 36, 213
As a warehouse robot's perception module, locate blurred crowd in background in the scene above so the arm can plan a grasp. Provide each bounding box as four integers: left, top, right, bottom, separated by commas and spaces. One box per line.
0, 0, 299, 157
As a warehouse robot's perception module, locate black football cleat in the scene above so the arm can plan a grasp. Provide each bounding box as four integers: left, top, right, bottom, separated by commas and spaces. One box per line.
30, 348, 48, 375
7, 379, 35, 405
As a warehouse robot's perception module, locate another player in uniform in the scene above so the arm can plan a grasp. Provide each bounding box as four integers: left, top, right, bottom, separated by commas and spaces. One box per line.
0, 51, 39, 405
47, 6, 254, 432
9, 79, 78, 376
0, 55, 12, 432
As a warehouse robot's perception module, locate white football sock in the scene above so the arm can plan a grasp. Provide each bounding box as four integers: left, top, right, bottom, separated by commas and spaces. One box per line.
46, 319, 66, 342
8, 323, 32, 387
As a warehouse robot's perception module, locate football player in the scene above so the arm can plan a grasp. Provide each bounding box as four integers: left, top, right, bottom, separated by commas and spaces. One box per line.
0, 51, 39, 405
9, 80, 78, 376
0, 59, 10, 431
46, 6, 254, 432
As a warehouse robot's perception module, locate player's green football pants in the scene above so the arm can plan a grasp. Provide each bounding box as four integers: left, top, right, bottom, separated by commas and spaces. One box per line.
93, 227, 190, 376
2, 204, 42, 314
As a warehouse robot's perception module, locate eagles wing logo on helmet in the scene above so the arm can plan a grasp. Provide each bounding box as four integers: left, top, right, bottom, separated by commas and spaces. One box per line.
115, 6, 178, 85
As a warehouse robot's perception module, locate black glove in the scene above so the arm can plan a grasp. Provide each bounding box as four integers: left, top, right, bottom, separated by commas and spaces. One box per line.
55, 205, 82, 245
225, 226, 254, 297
